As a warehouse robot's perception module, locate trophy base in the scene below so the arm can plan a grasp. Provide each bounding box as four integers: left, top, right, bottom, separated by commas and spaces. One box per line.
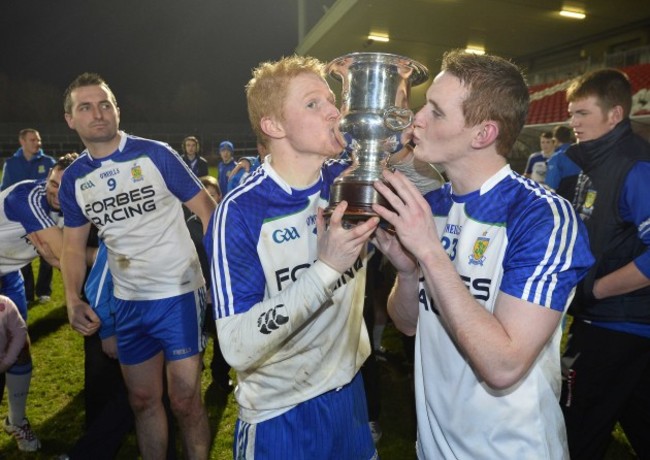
324, 180, 394, 220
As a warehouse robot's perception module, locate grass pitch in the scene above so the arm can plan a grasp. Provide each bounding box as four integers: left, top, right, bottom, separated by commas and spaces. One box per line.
0, 262, 637, 459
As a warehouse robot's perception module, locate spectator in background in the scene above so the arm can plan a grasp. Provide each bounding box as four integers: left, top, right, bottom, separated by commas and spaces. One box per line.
1, 129, 55, 191
524, 130, 555, 184
560, 68, 650, 460
1, 129, 57, 304
217, 140, 236, 195
372, 49, 592, 459
226, 141, 268, 192
180, 136, 209, 178
545, 125, 581, 200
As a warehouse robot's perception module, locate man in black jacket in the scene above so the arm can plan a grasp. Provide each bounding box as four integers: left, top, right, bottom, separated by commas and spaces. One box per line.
560, 68, 650, 460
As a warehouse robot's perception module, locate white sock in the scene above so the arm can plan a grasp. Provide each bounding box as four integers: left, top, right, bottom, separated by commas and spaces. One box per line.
373, 325, 385, 350
5, 371, 31, 424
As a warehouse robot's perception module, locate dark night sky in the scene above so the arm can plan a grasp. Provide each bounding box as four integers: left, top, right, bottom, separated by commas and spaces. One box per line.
0, 0, 334, 124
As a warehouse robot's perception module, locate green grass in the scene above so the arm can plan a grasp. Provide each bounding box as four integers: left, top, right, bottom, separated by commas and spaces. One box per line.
0, 263, 243, 459
0, 263, 417, 459
0, 262, 638, 459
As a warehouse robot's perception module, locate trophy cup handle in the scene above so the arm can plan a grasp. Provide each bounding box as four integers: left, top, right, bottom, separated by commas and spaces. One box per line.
383, 106, 413, 131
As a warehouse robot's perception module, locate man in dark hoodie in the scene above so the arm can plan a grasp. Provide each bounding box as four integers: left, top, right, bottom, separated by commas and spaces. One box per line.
560, 68, 650, 460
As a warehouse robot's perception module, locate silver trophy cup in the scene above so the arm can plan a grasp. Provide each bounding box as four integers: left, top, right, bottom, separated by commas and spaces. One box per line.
325, 52, 429, 219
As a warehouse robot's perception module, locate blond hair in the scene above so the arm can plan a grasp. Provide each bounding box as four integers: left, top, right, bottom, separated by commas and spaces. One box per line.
245, 55, 327, 146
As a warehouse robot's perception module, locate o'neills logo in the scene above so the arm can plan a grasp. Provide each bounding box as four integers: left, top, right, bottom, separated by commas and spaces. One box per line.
84, 185, 156, 227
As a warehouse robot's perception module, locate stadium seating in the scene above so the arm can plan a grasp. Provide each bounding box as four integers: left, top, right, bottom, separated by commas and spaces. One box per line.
526, 63, 650, 125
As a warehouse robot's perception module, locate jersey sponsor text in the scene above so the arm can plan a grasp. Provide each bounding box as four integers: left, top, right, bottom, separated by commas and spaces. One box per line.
84, 185, 156, 227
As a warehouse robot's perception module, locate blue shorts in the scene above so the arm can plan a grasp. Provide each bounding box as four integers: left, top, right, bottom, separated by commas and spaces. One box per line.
114, 287, 207, 365
234, 372, 377, 460
0, 271, 27, 320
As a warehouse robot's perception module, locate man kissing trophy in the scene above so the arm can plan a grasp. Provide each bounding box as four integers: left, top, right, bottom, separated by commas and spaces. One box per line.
325, 52, 430, 219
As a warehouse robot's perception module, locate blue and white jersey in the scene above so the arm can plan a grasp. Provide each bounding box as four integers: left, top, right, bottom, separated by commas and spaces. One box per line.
525, 151, 550, 183
59, 132, 204, 301
210, 157, 371, 423
0, 180, 57, 275
415, 165, 593, 459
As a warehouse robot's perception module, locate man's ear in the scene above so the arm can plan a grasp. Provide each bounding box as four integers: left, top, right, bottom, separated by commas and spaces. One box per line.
471, 121, 499, 149
608, 105, 624, 126
64, 112, 74, 129
260, 116, 285, 140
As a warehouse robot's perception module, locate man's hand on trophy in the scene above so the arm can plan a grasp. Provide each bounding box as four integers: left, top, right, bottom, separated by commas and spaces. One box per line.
372, 169, 440, 263
316, 201, 379, 273
372, 225, 418, 276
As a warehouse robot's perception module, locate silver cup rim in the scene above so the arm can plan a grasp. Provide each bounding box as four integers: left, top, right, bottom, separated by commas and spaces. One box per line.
326, 52, 429, 86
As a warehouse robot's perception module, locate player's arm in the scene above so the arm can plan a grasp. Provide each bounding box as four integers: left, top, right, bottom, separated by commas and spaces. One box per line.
396, 215, 563, 390
184, 189, 216, 234
422, 254, 562, 389
373, 226, 420, 336
61, 223, 100, 336
27, 226, 96, 270
593, 263, 650, 299
27, 226, 64, 268
216, 201, 379, 371
385, 272, 421, 336
373, 169, 585, 390
217, 259, 342, 371
229, 158, 251, 178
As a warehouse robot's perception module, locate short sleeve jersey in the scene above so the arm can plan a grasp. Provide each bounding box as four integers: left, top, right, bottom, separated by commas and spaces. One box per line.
0, 180, 57, 275
59, 133, 204, 300
415, 165, 593, 459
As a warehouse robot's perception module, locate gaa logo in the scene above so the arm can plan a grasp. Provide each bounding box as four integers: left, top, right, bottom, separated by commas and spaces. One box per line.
80, 180, 95, 190
272, 227, 300, 244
